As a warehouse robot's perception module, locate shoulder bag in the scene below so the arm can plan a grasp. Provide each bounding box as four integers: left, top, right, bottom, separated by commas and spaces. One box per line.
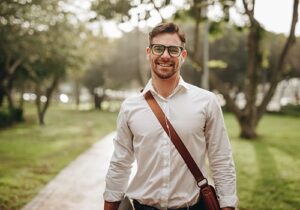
144, 91, 221, 210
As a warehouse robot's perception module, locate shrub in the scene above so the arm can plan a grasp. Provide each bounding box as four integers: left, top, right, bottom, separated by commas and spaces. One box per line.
0, 108, 24, 128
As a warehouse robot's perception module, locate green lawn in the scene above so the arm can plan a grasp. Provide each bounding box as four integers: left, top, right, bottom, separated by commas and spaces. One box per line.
0, 103, 118, 210
0, 104, 299, 210
225, 113, 300, 210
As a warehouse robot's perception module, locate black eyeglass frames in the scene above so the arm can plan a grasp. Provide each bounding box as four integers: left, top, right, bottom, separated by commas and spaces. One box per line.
150, 44, 184, 57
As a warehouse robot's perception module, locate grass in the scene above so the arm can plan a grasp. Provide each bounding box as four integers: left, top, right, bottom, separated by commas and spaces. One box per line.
0, 103, 299, 210
0, 103, 118, 210
225, 113, 300, 210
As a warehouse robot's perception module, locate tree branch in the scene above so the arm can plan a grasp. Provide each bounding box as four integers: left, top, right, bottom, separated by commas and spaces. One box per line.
150, 0, 165, 22
242, 0, 255, 24
257, 0, 299, 120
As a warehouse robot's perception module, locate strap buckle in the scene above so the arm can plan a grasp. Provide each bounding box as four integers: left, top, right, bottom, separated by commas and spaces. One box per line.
197, 178, 208, 188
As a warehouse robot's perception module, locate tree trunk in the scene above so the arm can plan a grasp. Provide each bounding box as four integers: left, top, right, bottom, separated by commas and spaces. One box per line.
256, 0, 298, 121
35, 75, 60, 126
19, 87, 25, 109
0, 88, 4, 107
188, 0, 299, 139
74, 79, 81, 109
35, 88, 45, 125
238, 114, 257, 139
38, 110, 45, 126
94, 93, 102, 110
135, 28, 147, 87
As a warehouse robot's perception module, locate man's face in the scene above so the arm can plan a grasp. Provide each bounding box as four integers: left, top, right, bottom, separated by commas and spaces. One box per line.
146, 33, 187, 80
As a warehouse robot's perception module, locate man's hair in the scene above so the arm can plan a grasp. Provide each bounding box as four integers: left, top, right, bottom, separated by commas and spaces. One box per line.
149, 22, 186, 46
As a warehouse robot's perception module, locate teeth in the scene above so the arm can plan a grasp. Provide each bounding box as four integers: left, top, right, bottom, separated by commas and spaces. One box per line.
158, 63, 172, 67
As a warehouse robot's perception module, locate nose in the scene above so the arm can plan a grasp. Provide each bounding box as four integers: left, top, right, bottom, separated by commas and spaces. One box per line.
161, 48, 171, 58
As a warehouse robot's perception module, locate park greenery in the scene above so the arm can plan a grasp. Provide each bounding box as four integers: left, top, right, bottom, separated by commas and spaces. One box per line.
0, 1, 300, 208
0, 104, 118, 210
0, 103, 299, 210
91, 0, 300, 139
1, 0, 300, 139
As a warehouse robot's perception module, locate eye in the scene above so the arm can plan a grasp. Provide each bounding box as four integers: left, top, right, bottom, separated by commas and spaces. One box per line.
168, 46, 180, 55
152, 45, 165, 53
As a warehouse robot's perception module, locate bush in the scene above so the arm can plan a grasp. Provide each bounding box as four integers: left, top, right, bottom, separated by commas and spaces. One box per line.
0, 110, 13, 127
0, 108, 24, 128
280, 104, 300, 116
11, 107, 23, 122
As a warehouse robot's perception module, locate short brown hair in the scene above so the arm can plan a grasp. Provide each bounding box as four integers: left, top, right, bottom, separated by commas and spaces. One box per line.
149, 22, 186, 46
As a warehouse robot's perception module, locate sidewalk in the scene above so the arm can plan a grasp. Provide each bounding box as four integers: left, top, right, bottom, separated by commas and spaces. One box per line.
21, 132, 119, 210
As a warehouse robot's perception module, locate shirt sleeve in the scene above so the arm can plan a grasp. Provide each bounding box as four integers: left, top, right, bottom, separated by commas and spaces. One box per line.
204, 94, 238, 208
103, 102, 135, 202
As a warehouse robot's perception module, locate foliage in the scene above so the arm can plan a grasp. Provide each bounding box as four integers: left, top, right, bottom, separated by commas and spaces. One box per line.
0, 108, 23, 128
0, 104, 118, 210
103, 30, 149, 88
176, 0, 299, 139
91, 0, 131, 21
270, 105, 300, 117
209, 27, 248, 90
83, 62, 106, 95
82, 29, 150, 91
286, 36, 300, 78
0, 0, 97, 125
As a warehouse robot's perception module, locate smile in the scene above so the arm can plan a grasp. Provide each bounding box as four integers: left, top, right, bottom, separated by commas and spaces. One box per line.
157, 63, 173, 67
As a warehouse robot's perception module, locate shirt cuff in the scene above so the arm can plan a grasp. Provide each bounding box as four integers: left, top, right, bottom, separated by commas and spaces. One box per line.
103, 190, 125, 202
218, 195, 238, 208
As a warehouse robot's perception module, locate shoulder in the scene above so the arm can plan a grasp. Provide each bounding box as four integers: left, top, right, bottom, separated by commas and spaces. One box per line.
186, 83, 216, 100
120, 93, 145, 112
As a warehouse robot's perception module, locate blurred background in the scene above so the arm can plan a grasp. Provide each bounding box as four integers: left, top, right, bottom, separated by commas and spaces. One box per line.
0, 0, 299, 210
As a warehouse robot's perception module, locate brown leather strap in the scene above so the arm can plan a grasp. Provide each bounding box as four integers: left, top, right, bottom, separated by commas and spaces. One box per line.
144, 91, 207, 186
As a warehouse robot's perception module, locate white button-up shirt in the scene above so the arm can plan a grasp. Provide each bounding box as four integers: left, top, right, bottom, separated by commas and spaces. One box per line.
104, 78, 238, 209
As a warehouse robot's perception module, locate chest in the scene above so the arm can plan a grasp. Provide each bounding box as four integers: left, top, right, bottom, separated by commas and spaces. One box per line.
127, 98, 208, 146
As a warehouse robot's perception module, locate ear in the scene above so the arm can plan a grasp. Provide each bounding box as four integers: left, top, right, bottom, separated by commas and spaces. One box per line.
181, 49, 187, 59
146, 47, 151, 60
146, 47, 151, 55
181, 49, 187, 62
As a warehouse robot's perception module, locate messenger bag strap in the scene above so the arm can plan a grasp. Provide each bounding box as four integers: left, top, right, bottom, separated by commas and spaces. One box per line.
144, 91, 208, 187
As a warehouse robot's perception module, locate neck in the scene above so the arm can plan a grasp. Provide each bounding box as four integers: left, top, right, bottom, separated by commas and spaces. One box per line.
152, 74, 180, 98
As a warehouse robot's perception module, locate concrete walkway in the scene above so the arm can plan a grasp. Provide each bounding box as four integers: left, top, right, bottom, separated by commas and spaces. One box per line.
21, 132, 120, 210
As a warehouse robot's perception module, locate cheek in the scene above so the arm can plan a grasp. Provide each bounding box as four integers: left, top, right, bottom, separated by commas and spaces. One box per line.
178, 57, 184, 66
151, 56, 158, 64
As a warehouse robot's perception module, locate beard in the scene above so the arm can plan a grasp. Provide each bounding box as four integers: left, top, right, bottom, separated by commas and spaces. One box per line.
151, 58, 179, 80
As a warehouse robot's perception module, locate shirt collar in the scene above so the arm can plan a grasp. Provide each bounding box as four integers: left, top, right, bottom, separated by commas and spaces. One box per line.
142, 76, 189, 98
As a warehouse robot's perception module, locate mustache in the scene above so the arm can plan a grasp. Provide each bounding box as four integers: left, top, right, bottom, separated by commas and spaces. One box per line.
155, 58, 175, 65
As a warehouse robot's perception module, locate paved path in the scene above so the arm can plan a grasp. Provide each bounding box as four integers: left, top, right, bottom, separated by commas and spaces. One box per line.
21, 132, 131, 210
21, 132, 218, 210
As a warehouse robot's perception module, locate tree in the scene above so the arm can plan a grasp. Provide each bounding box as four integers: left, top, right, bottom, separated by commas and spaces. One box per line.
91, 0, 299, 139
91, 0, 175, 87
174, 0, 299, 138
209, 0, 299, 138
27, 21, 75, 125
83, 62, 106, 110
0, 0, 89, 125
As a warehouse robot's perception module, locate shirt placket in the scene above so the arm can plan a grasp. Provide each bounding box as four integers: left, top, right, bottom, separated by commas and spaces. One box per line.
160, 99, 171, 209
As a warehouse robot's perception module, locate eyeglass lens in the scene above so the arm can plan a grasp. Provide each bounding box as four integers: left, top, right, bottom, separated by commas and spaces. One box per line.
151, 44, 182, 57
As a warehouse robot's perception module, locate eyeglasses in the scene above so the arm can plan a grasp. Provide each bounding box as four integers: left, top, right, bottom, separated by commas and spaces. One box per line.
150, 44, 184, 57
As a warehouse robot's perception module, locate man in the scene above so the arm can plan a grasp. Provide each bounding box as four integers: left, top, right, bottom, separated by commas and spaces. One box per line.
104, 22, 238, 210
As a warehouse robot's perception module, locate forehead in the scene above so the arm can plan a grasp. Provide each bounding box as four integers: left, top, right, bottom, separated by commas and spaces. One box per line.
151, 33, 182, 46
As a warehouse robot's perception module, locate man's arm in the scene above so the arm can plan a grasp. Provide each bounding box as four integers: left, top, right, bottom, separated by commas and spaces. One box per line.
103, 103, 134, 206
104, 200, 121, 210
204, 94, 238, 208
